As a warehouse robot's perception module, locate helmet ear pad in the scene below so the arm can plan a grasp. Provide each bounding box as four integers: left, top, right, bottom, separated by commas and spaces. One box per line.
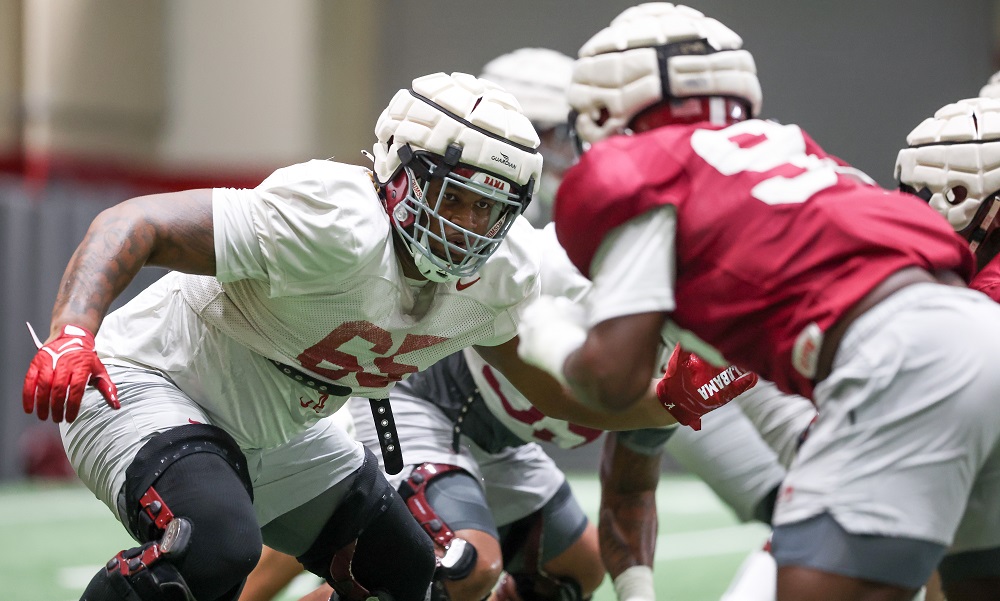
381, 142, 462, 230
383, 167, 417, 229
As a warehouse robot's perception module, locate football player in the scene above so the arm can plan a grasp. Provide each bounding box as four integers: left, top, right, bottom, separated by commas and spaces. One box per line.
479, 48, 577, 228
477, 46, 806, 601
22, 72, 680, 601
479, 52, 798, 555
895, 95, 1000, 600
518, 4, 1000, 601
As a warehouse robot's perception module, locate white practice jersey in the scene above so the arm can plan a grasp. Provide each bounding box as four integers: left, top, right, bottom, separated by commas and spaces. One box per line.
95, 159, 540, 448
463, 347, 602, 448
463, 223, 602, 449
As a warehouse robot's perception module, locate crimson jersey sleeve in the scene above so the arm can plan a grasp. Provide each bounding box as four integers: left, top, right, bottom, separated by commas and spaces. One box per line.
972, 254, 1000, 303
554, 135, 688, 278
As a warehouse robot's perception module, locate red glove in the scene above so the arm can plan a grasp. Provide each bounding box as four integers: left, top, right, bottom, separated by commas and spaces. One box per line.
656, 345, 757, 430
23, 324, 119, 423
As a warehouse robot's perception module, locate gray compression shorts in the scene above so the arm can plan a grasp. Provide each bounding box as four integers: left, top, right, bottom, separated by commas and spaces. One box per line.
426, 473, 587, 565
772, 513, 945, 589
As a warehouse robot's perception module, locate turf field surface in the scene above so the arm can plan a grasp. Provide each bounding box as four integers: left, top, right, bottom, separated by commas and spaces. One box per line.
0, 473, 768, 601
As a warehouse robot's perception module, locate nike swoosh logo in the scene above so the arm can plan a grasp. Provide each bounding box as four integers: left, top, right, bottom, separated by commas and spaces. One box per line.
455, 277, 480, 291
55, 338, 85, 352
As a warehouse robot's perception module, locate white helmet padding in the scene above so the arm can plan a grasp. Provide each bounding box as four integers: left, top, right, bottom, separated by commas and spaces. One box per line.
569, 2, 762, 145
479, 48, 575, 130
373, 72, 543, 282
895, 97, 1000, 251
981, 70, 1000, 99
480, 49, 577, 225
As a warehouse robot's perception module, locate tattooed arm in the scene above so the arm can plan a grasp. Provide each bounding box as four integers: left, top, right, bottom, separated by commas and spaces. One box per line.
599, 431, 661, 600
48, 189, 215, 339
22, 190, 215, 422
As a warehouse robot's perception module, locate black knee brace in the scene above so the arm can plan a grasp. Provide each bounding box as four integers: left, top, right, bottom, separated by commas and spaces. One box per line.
122, 424, 253, 542
399, 464, 479, 580
399, 464, 484, 601
297, 447, 436, 601
81, 517, 196, 601
102, 424, 260, 601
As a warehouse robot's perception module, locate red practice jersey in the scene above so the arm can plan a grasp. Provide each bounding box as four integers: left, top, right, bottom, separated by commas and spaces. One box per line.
555, 119, 974, 398
972, 253, 1000, 303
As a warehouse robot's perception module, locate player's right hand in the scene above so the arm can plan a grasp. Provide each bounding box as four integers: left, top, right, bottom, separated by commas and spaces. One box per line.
656, 344, 757, 430
22, 324, 119, 423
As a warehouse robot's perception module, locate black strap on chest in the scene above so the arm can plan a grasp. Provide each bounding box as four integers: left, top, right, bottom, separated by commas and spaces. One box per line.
269, 359, 353, 397
270, 357, 402, 474
369, 397, 404, 474
450, 386, 480, 453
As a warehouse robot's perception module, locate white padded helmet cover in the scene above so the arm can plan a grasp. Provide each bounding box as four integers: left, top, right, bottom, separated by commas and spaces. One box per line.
373, 72, 542, 189
980, 70, 1000, 99
480, 48, 575, 129
569, 2, 762, 144
895, 97, 1000, 231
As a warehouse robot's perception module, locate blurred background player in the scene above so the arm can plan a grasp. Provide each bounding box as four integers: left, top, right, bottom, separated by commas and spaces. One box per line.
980, 70, 1000, 99
479, 48, 577, 227
519, 3, 1000, 600
350, 224, 753, 601
343, 223, 611, 601
895, 96, 1000, 599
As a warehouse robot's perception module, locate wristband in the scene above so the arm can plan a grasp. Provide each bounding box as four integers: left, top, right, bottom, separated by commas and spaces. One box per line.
526, 321, 585, 387
613, 565, 655, 601
516, 296, 587, 387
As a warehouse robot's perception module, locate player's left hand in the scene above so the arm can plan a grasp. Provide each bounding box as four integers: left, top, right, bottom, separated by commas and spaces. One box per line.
656, 345, 757, 430
516, 295, 586, 386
